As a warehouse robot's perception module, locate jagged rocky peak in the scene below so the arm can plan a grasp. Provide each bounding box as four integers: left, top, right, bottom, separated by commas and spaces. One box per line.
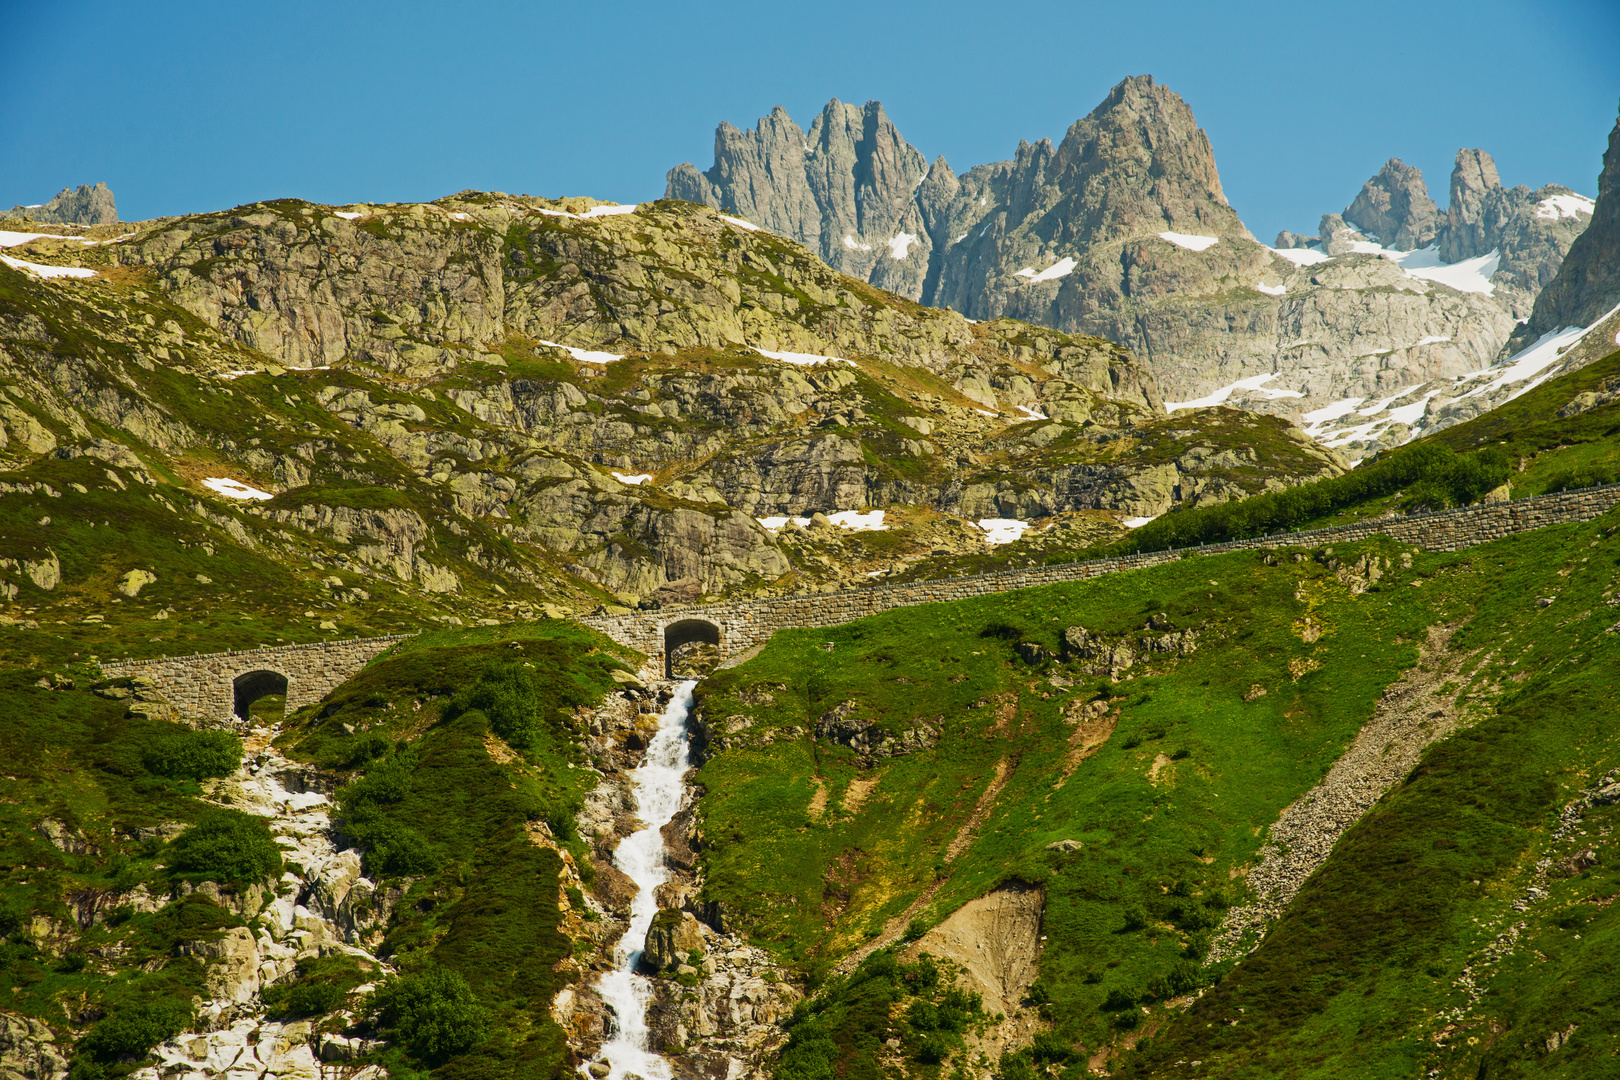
1042, 72, 1248, 242
2, 181, 118, 225
666, 99, 933, 297
1510, 107, 1620, 350
1342, 158, 1438, 250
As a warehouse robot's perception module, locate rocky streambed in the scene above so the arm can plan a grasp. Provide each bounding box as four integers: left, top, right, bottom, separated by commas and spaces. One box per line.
132, 729, 400, 1080
567, 675, 799, 1080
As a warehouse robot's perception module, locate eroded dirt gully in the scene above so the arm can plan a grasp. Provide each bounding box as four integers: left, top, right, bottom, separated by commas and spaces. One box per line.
563, 671, 799, 1080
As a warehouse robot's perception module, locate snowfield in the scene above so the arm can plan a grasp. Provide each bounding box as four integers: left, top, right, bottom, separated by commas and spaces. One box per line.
540, 340, 624, 364
756, 510, 888, 532
1, 255, 95, 279
754, 348, 853, 367
1166, 373, 1303, 412
1535, 193, 1595, 220
1160, 232, 1220, 252
976, 519, 1031, 545
203, 477, 274, 500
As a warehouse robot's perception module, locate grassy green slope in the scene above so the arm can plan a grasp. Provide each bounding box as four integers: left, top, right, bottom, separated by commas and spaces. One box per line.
689, 501, 1620, 1077
0, 619, 634, 1080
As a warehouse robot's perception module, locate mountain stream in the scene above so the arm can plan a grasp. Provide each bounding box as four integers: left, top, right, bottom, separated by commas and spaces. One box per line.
589, 680, 697, 1080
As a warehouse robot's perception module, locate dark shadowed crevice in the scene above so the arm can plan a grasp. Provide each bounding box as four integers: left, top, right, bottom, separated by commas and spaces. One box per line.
233, 669, 289, 722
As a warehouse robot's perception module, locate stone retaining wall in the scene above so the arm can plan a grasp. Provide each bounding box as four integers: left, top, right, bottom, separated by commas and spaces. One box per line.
102, 634, 413, 724
580, 484, 1620, 668
105, 484, 1620, 715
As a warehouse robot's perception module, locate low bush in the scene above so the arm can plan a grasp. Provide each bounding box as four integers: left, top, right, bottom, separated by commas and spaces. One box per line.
262, 956, 365, 1019
167, 810, 283, 884
368, 967, 490, 1062
75, 998, 192, 1063
1121, 443, 1514, 552
141, 729, 242, 781
444, 662, 546, 750
343, 811, 440, 878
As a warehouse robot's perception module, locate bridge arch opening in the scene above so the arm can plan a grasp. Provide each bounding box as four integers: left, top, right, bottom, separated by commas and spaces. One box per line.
664, 618, 722, 679
234, 669, 289, 724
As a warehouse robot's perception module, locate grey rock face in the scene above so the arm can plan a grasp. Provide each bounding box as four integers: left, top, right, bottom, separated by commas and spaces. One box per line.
1509, 110, 1620, 349
123, 203, 505, 373
1437, 148, 1595, 319
2, 182, 117, 226
666, 78, 1529, 413
667, 100, 933, 298
1343, 159, 1439, 250
1318, 213, 1370, 256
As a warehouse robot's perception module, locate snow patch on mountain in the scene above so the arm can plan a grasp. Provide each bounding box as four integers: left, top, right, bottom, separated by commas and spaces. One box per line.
1160, 232, 1220, 252
1166, 374, 1303, 412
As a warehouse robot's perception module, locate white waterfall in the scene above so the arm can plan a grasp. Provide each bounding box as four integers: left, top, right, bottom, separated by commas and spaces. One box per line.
589, 680, 696, 1080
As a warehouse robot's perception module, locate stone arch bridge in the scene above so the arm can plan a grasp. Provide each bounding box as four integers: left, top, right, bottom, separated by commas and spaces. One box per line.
104, 485, 1620, 720
101, 634, 414, 725
581, 483, 1620, 674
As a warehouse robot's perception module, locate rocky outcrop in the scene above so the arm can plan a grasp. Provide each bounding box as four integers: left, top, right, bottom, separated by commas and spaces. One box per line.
641, 908, 705, 972
0, 1012, 68, 1080
2, 183, 117, 226
1509, 109, 1620, 350
1435, 148, 1595, 319
1344, 159, 1439, 250
122, 203, 506, 374
813, 700, 939, 760
1062, 616, 1198, 678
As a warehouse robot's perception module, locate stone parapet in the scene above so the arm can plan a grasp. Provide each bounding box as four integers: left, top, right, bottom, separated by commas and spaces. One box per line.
579, 483, 1620, 667
102, 634, 413, 724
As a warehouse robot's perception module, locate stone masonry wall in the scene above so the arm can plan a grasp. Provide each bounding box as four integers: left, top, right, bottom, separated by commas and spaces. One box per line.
101, 634, 413, 724
579, 483, 1620, 667
102, 484, 1620, 715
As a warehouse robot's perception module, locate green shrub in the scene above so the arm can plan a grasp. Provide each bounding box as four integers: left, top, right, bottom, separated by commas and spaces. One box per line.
0, 896, 25, 939
1121, 904, 1150, 932
1122, 443, 1515, 552
446, 662, 544, 749
262, 956, 365, 1019
339, 747, 417, 806
263, 981, 345, 1018
344, 812, 440, 878
142, 729, 242, 780
368, 967, 490, 1061
167, 810, 283, 884
76, 998, 192, 1063
1102, 987, 1138, 1011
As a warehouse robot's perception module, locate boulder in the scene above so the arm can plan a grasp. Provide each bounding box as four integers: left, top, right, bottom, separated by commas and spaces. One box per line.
642, 909, 705, 972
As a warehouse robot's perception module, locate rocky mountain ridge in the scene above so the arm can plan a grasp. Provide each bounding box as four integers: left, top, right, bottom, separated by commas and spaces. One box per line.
667, 78, 1602, 440
2, 182, 118, 226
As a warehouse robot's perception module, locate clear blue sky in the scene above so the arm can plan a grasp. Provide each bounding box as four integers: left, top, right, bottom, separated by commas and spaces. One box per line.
4, 0, 1617, 245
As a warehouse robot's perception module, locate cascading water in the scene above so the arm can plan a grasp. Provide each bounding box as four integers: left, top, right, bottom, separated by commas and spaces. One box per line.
588, 680, 696, 1080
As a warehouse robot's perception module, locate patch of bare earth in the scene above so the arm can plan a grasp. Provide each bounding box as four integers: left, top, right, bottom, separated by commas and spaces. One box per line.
902, 883, 1048, 1063
947, 757, 1011, 861
1210, 622, 1476, 961
1147, 753, 1172, 784
807, 778, 828, 821
1052, 699, 1117, 791
841, 775, 879, 815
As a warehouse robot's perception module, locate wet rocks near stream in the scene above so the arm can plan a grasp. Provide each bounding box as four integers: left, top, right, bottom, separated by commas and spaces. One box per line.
569, 676, 800, 1079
